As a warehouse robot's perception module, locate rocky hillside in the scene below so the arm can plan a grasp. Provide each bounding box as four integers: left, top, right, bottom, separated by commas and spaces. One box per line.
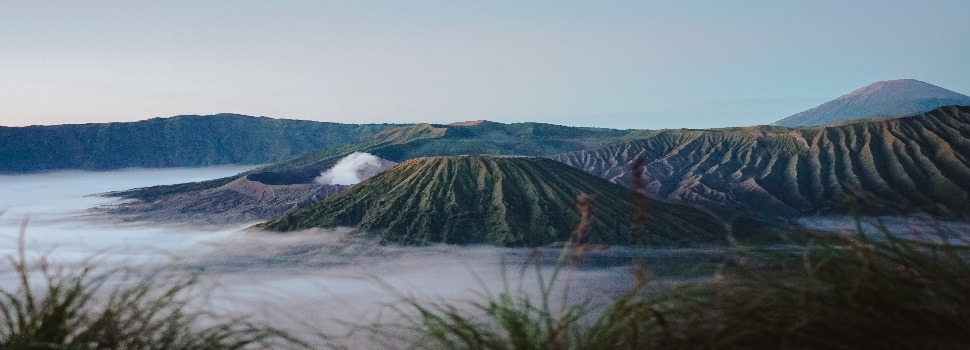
257, 156, 727, 246
554, 106, 970, 218
774, 79, 970, 127
0, 114, 398, 173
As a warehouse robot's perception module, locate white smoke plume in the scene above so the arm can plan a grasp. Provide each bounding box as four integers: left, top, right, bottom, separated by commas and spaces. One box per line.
315, 152, 396, 185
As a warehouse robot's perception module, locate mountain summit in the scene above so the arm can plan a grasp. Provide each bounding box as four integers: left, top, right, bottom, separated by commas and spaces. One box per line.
774, 79, 970, 127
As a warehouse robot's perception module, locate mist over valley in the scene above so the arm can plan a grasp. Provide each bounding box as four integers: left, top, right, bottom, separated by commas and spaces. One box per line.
1, 167, 680, 344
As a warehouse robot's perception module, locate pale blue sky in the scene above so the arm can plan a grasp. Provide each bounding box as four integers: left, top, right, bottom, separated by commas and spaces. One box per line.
1, 1, 968, 129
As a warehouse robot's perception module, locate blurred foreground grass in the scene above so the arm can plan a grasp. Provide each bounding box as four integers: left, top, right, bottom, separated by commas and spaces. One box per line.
0, 221, 300, 350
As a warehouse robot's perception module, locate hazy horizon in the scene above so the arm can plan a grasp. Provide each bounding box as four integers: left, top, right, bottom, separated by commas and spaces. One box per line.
2, 1, 969, 129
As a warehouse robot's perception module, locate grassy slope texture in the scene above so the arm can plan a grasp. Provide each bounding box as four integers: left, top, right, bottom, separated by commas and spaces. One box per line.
553, 105, 970, 218
258, 156, 726, 246
0, 113, 398, 173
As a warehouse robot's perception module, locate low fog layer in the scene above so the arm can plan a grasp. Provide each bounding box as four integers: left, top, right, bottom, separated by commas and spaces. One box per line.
315, 152, 396, 185
0, 166, 257, 262
0, 167, 653, 343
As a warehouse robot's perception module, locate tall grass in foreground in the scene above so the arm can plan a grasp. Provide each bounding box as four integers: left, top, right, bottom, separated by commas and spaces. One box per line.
0, 221, 300, 350
646, 220, 970, 350
354, 217, 970, 350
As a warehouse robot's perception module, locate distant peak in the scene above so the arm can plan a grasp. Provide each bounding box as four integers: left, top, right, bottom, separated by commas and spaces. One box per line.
874, 78, 924, 84
774, 79, 970, 127
854, 78, 935, 91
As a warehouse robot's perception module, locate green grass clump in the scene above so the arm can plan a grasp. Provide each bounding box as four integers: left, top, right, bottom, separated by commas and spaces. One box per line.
356, 218, 970, 350
0, 226, 300, 350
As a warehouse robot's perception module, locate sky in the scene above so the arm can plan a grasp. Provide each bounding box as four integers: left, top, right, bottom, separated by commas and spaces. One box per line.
1, 1, 968, 129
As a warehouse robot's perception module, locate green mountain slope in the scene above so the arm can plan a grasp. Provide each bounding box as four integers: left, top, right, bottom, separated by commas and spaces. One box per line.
257, 156, 727, 246
553, 105, 970, 217
0, 114, 399, 173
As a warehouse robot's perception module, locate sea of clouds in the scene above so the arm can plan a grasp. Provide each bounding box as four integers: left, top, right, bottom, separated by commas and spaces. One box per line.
0, 166, 657, 344
8, 166, 952, 345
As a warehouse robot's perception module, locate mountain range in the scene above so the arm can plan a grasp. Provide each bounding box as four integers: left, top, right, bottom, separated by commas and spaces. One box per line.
7, 79, 966, 175
49, 79, 970, 246
101, 107, 970, 232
